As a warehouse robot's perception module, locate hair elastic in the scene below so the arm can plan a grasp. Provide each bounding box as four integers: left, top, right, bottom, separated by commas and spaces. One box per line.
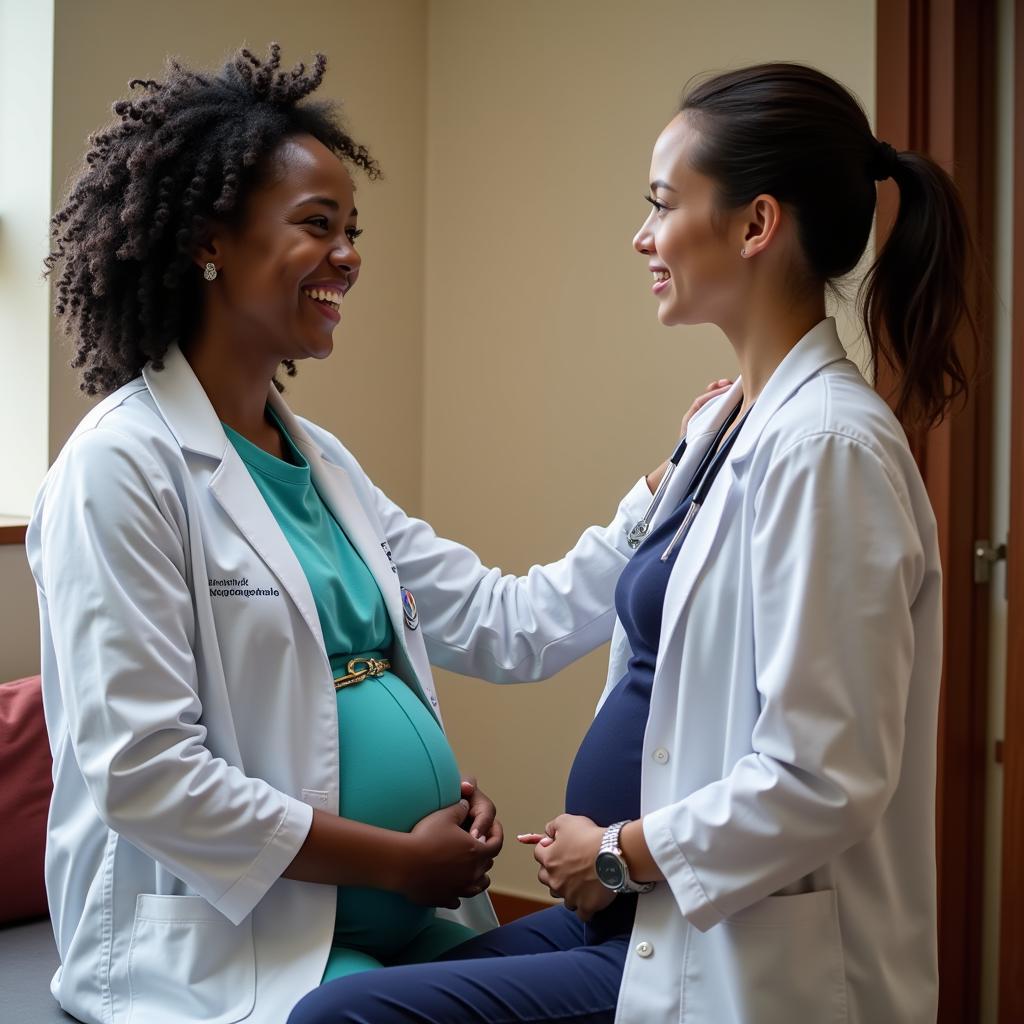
869, 140, 900, 182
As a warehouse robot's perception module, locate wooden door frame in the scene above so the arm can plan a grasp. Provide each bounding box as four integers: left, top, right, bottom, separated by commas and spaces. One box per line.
998, 3, 1024, 1019
876, 1, 996, 1021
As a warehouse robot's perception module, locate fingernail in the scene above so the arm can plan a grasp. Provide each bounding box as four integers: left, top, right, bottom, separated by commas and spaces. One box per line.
471, 828, 479, 838
539, 836, 554, 846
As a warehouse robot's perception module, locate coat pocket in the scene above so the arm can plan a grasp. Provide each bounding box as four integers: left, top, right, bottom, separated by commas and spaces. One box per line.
681, 889, 847, 1024
127, 894, 256, 1024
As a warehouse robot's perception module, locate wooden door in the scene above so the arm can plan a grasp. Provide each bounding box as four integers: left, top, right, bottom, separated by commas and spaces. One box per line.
997, 4, 1024, 1019
876, 1, 997, 1020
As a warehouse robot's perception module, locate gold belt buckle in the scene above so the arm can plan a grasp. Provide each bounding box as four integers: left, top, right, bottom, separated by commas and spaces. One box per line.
334, 657, 390, 691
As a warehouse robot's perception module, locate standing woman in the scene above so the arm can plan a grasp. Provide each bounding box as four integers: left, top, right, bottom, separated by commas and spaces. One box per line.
28, 46, 704, 1024
290, 64, 971, 1024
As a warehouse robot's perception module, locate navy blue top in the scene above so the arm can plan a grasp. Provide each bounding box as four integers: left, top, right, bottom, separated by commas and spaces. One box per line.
564, 406, 743, 939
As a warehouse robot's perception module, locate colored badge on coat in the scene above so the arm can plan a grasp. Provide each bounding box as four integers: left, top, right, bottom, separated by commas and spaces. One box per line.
401, 587, 419, 630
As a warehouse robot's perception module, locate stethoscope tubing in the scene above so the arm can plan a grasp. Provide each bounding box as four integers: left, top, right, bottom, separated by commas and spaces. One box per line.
628, 401, 748, 560
627, 434, 688, 549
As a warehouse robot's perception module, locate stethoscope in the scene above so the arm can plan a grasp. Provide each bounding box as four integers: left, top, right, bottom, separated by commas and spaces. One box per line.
627, 401, 748, 562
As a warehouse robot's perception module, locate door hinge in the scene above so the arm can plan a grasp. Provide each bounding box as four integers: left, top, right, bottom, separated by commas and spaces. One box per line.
974, 539, 1007, 584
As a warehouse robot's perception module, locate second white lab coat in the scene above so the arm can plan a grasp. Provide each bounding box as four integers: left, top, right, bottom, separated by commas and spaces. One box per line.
605, 318, 941, 1023
27, 344, 650, 1024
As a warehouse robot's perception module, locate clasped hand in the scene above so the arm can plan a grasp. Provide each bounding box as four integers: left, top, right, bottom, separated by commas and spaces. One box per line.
403, 778, 503, 909
528, 813, 614, 922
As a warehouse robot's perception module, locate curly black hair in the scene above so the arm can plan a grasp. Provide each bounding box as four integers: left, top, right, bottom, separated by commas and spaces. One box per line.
45, 43, 381, 396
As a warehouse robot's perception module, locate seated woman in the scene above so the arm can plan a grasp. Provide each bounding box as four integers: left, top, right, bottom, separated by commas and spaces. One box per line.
288, 63, 972, 1024
30, 45, 716, 1024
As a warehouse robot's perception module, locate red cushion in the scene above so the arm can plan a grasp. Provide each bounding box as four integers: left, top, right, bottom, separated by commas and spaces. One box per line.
0, 675, 51, 924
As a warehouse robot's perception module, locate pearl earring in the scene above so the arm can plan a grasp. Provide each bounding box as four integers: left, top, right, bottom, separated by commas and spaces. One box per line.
741, 248, 748, 257
203, 262, 218, 281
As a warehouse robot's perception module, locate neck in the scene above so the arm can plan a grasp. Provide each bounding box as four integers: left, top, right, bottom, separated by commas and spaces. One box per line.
725, 292, 827, 412
183, 310, 282, 438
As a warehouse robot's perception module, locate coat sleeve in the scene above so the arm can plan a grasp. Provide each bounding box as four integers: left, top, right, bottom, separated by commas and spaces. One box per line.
34, 429, 312, 925
642, 431, 928, 930
367, 475, 652, 683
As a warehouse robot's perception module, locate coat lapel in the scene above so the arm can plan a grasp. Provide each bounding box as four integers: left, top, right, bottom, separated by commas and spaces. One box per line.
144, 347, 326, 651
726, 318, 849, 467
269, 396, 444, 721
654, 318, 850, 686
267, 392, 406, 652
647, 379, 745, 538
208, 452, 327, 651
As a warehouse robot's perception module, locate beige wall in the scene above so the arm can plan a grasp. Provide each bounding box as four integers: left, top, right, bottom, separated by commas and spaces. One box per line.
0, 0, 52, 518
2, 0, 877, 902
423, 0, 876, 897
0, 544, 41, 681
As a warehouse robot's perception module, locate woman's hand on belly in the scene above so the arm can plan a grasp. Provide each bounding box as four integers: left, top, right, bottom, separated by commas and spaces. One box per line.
284, 801, 493, 906
460, 777, 504, 848
534, 813, 615, 922
401, 799, 500, 909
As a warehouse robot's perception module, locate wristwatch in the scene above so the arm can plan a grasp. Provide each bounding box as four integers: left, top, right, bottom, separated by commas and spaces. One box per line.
595, 820, 656, 894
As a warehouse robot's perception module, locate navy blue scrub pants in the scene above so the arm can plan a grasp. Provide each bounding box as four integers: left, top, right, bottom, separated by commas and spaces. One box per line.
287, 905, 628, 1024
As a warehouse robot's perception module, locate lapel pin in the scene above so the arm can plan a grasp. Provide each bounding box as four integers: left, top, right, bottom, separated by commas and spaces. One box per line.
401, 587, 419, 631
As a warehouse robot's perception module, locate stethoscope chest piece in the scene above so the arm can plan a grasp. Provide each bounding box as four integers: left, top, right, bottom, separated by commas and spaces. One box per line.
627, 436, 687, 550
627, 520, 653, 549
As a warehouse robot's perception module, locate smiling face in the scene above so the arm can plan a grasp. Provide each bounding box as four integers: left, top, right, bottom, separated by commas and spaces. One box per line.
202, 134, 361, 366
632, 114, 750, 328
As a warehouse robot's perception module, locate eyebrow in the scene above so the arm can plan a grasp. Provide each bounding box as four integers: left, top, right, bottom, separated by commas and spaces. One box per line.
294, 195, 358, 217
649, 180, 678, 193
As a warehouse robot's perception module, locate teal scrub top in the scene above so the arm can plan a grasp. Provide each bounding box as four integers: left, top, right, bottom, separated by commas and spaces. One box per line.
223, 412, 465, 963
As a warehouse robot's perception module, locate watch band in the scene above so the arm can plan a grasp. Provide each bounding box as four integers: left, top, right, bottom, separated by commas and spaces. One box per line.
598, 820, 656, 894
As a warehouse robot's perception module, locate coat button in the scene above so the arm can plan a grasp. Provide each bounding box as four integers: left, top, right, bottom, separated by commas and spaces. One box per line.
652, 747, 670, 764
635, 941, 654, 958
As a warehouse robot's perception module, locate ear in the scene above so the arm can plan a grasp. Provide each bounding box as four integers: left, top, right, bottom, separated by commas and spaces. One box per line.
738, 194, 782, 259
190, 231, 224, 273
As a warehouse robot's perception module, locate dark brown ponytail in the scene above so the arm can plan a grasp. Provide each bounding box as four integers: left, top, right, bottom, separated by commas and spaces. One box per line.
860, 150, 971, 426
681, 63, 972, 427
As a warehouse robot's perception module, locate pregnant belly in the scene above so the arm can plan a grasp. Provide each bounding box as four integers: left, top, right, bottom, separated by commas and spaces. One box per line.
333, 667, 462, 956
564, 669, 649, 827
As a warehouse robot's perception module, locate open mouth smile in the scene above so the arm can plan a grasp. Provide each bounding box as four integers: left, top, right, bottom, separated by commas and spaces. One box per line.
301, 285, 344, 322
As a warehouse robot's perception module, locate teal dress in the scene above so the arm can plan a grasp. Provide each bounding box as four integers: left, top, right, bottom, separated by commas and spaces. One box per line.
224, 412, 476, 981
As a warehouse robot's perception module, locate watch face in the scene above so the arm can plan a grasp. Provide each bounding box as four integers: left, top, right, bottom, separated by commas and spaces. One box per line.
596, 851, 626, 889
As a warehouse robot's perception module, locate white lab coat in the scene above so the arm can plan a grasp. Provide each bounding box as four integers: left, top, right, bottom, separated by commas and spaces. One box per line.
606, 318, 941, 1023
26, 343, 650, 1024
